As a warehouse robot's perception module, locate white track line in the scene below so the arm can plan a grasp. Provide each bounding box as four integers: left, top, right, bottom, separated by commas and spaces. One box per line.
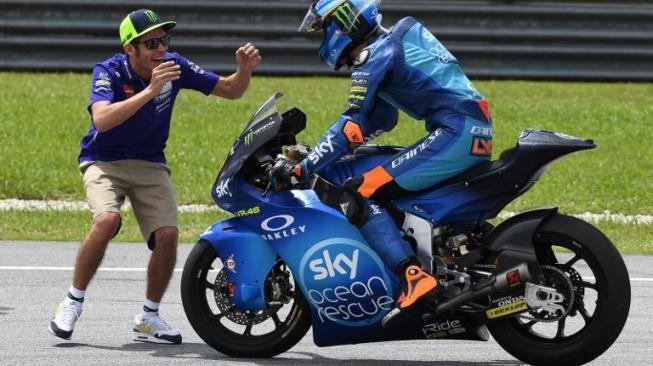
0, 266, 182, 272
0, 267, 651, 281
1, 199, 652, 225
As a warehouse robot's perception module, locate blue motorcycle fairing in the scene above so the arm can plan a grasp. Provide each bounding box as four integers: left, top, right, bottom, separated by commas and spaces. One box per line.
199, 217, 278, 311
213, 180, 463, 345
393, 175, 509, 229
224, 186, 489, 346
242, 189, 402, 327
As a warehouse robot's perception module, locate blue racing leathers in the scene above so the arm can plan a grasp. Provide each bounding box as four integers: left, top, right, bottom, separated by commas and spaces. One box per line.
302, 17, 493, 271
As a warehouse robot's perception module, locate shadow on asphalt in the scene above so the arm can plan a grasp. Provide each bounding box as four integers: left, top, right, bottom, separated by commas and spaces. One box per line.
0, 306, 14, 315
54, 342, 524, 365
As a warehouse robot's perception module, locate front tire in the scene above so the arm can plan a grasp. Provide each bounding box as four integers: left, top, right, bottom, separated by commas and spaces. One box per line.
488, 214, 630, 366
181, 240, 311, 358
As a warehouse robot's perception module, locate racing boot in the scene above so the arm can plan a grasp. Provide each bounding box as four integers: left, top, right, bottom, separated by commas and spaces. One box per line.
382, 261, 440, 327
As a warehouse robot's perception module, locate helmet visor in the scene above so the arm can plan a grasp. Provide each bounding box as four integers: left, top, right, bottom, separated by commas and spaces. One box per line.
298, 5, 324, 32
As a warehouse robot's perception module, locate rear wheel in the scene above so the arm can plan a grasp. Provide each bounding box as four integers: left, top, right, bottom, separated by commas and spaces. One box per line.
181, 240, 311, 357
488, 214, 630, 366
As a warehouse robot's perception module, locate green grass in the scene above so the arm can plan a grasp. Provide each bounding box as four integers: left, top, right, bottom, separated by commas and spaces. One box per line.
1, 72, 652, 252
0, 209, 229, 244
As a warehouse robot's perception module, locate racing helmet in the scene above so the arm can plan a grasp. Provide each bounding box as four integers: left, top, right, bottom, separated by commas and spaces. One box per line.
298, 0, 381, 70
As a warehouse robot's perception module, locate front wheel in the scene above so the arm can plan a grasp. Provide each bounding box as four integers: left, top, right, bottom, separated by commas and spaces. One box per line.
180, 240, 312, 358
488, 214, 630, 366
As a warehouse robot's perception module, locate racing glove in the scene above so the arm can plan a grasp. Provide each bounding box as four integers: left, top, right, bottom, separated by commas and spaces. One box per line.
268, 143, 311, 191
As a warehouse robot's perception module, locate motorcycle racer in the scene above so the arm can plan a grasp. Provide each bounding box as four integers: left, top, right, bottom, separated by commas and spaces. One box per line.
294, 0, 493, 326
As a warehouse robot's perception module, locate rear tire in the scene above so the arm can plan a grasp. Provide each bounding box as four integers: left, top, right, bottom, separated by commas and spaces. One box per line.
181, 240, 311, 357
488, 214, 630, 366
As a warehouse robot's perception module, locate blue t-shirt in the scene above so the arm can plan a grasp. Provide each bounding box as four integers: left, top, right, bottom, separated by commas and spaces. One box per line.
78, 52, 219, 164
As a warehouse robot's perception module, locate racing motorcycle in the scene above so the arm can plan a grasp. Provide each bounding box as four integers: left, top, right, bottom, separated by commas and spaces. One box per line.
181, 93, 630, 365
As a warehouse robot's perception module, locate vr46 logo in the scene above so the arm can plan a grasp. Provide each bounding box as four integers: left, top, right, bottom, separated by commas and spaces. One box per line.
309, 249, 359, 280
235, 206, 260, 217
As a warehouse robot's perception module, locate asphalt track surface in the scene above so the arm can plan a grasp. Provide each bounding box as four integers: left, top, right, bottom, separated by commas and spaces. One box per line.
0, 241, 651, 366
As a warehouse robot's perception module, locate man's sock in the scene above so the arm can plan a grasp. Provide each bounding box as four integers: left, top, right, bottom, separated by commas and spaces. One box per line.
142, 298, 160, 318
67, 285, 86, 303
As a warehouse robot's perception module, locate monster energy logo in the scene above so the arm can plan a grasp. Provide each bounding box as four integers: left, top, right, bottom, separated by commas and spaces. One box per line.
144, 10, 159, 23
244, 132, 253, 145
243, 120, 275, 146
332, 2, 360, 32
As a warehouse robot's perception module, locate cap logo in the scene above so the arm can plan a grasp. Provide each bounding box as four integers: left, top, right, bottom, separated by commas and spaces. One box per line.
144, 10, 159, 23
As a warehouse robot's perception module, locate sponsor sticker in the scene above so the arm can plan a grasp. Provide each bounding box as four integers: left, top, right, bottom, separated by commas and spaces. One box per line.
188, 61, 206, 75
391, 130, 441, 168
298, 238, 393, 327
93, 71, 113, 93
506, 269, 522, 287
244, 121, 275, 146
331, 2, 360, 32
364, 129, 385, 143
235, 206, 260, 217
486, 299, 529, 319
347, 73, 370, 111
470, 137, 492, 157
422, 320, 466, 339
260, 214, 306, 241
215, 178, 232, 198
308, 134, 335, 165
224, 254, 237, 274
154, 81, 173, 113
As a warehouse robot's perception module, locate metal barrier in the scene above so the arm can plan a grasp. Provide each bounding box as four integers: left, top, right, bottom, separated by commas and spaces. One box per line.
1, 0, 652, 80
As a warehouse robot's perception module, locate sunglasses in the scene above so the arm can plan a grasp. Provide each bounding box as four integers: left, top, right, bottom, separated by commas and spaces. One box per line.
133, 34, 171, 50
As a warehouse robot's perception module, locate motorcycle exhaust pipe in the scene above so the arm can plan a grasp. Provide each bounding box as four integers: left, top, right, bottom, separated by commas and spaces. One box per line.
435, 263, 532, 314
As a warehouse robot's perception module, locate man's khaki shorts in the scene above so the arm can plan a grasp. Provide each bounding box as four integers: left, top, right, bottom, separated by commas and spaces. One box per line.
81, 160, 178, 246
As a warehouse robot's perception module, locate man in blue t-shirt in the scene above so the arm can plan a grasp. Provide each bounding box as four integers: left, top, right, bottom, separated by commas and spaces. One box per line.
49, 9, 261, 344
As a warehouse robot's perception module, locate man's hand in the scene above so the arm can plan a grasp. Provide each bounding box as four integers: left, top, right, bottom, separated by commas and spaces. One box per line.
236, 43, 262, 73
91, 61, 180, 132
146, 61, 181, 96
212, 43, 260, 99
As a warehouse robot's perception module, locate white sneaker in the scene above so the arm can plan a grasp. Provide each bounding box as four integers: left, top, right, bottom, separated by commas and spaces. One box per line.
133, 313, 182, 344
49, 299, 82, 340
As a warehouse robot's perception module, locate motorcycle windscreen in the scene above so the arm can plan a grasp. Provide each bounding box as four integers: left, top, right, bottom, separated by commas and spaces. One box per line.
216, 93, 285, 182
